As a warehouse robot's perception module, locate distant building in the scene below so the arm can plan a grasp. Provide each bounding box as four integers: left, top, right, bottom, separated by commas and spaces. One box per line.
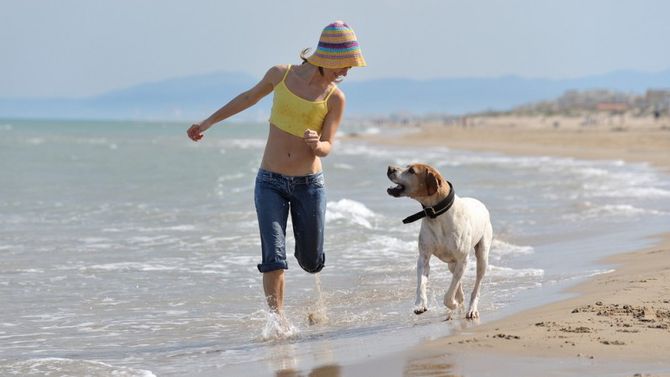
506, 88, 669, 117
596, 102, 628, 113
645, 90, 670, 113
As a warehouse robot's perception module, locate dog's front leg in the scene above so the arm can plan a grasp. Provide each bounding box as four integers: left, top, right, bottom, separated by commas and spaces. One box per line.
414, 253, 431, 314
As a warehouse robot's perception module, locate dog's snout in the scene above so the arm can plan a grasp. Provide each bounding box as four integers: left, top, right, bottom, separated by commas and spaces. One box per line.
387, 165, 397, 177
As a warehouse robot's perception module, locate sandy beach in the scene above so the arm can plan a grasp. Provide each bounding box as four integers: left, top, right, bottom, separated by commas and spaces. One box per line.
352, 115, 670, 376
359, 115, 670, 172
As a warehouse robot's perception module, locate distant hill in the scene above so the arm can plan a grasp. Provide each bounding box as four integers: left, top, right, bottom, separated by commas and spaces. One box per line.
1, 69, 670, 121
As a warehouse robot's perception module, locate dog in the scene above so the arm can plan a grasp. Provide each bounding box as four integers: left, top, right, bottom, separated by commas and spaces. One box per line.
387, 163, 492, 319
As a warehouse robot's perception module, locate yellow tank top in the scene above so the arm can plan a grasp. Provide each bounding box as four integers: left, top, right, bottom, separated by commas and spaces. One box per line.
269, 65, 337, 138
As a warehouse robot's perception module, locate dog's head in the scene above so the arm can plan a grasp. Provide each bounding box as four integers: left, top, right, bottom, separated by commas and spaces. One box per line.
386, 163, 446, 200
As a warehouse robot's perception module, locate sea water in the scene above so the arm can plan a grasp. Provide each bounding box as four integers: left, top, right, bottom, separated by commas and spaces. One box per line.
1, 119, 669, 376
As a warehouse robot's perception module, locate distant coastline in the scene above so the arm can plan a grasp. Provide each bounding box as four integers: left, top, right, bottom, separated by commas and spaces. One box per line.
1, 69, 670, 121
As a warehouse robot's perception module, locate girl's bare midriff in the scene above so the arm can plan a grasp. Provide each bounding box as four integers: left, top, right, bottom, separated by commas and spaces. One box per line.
260, 124, 322, 176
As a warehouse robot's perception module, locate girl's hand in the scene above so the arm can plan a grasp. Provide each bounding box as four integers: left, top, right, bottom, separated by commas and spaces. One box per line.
187, 122, 206, 141
303, 129, 320, 151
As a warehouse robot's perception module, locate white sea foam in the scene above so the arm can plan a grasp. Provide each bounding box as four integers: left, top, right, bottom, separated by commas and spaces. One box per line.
85, 262, 180, 272
488, 265, 544, 278
16, 268, 45, 274
326, 199, 377, 229
201, 235, 242, 245
25, 137, 45, 145
363, 236, 415, 256
226, 254, 257, 266
338, 143, 397, 158
490, 239, 534, 257
585, 269, 615, 277
591, 186, 670, 199
574, 167, 610, 178
223, 138, 265, 150
217, 172, 246, 182
342, 236, 414, 266
260, 312, 299, 341
135, 224, 195, 232
64, 137, 109, 145
563, 203, 665, 221
0, 358, 156, 377
128, 235, 170, 243
333, 163, 355, 170
354, 126, 381, 135
81, 237, 111, 244
545, 269, 616, 285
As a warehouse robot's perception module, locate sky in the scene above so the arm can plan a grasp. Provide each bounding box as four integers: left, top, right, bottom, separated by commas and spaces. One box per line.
1, 0, 669, 98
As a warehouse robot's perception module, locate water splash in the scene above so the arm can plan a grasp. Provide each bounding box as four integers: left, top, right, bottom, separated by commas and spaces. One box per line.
261, 311, 299, 340
307, 274, 329, 326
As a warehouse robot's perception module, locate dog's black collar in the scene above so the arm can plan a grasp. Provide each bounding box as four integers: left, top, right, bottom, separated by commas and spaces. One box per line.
402, 181, 455, 224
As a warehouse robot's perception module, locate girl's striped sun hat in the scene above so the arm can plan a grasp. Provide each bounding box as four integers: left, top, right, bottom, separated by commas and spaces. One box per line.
307, 21, 366, 69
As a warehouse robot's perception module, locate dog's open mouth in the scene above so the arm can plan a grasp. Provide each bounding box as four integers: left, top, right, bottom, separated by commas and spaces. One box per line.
387, 184, 405, 197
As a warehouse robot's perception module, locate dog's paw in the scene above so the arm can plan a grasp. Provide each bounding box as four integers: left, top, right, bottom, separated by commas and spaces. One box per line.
413, 306, 428, 315
466, 309, 480, 319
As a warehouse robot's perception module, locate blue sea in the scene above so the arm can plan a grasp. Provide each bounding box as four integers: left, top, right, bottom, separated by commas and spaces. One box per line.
1, 119, 669, 376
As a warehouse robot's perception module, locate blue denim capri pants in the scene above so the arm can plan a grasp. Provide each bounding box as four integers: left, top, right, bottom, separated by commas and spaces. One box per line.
254, 168, 326, 273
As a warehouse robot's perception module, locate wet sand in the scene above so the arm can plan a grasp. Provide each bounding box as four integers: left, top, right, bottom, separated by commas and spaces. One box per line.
405, 235, 670, 376
350, 115, 670, 376
356, 115, 670, 172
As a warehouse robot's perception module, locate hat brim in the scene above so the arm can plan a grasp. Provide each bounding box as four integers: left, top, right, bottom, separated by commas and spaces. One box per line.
307, 53, 367, 69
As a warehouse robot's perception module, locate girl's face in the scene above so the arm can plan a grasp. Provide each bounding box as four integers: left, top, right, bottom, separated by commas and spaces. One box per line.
324, 66, 351, 82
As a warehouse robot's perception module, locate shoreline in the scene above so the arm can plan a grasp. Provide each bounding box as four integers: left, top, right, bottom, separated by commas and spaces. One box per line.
349, 116, 670, 376
404, 234, 670, 376
351, 114, 670, 172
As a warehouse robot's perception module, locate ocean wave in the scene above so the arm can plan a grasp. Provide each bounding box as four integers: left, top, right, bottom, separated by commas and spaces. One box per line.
326, 199, 377, 229
333, 163, 355, 170
85, 262, 181, 272
135, 224, 196, 232
490, 239, 534, 257
216, 172, 246, 182
588, 186, 670, 199
14, 268, 45, 274
0, 358, 155, 377
337, 143, 398, 158
487, 264, 544, 278
347, 235, 415, 259
80, 237, 112, 244
226, 254, 258, 266
346, 126, 382, 136
545, 269, 616, 285
24, 137, 46, 145
563, 203, 666, 221
218, 138, 265, 150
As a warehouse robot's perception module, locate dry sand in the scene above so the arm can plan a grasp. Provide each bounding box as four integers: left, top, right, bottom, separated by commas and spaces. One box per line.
349, 115, 670, 376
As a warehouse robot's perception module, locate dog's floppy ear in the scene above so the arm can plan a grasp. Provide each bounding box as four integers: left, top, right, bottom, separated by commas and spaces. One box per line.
425, 171, 440, 196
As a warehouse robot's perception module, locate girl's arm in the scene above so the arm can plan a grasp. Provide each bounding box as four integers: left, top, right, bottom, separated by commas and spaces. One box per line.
304, 89, 345, 157
187, 65, 283, 141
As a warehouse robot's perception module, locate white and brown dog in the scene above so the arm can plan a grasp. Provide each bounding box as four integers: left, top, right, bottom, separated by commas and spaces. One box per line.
387, 163, 492, 319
